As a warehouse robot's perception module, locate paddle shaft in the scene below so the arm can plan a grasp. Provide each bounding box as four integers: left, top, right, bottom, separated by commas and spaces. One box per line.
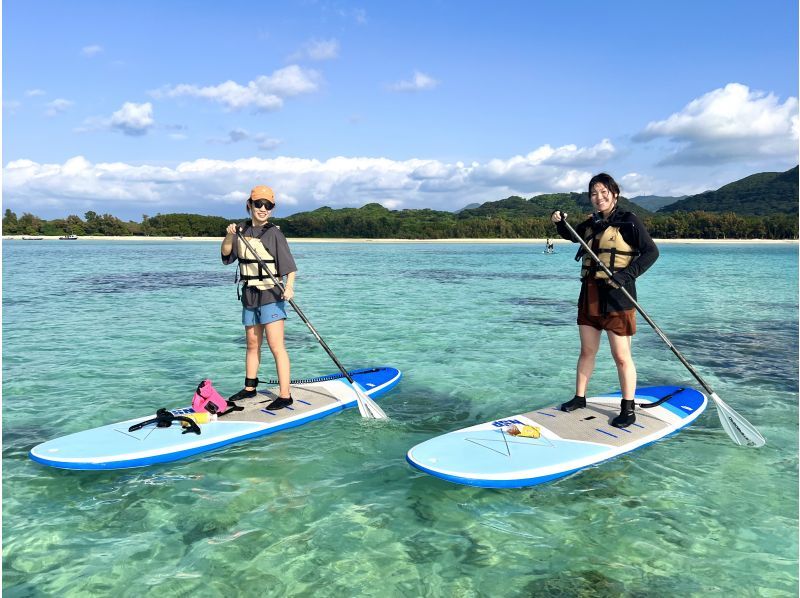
235, 229, 358, 387
559, 215, 715, 396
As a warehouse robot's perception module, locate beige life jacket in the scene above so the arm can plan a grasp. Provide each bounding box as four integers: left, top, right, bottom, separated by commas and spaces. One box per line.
581, 225, 638, 280
237, 230, 277, 291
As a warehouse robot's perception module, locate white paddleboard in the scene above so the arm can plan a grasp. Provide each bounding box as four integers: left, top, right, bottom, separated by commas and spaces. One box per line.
30, 367, 401, 470
407, 386, 707, 488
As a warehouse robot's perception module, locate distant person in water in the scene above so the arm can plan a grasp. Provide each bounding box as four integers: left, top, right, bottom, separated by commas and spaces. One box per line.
221, 185, 297, 410
551, 173, 659, 428
546, 238, 554, 253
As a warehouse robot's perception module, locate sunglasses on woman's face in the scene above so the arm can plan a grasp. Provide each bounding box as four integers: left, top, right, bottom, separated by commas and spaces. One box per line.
249, 199, 275, 210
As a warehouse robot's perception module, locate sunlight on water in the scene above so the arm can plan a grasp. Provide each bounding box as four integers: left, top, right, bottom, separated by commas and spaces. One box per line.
3, 240, 798, 596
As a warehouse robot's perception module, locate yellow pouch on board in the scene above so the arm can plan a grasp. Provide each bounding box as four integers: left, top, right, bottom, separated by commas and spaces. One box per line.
508, 425, 541, 439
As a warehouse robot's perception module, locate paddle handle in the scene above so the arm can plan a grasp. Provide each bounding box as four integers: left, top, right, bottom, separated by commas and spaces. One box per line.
234, 229, 358, 386
559, 214, 715, 396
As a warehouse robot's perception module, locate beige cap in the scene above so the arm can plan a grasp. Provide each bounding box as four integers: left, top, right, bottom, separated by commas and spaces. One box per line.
249, 185, 275, 201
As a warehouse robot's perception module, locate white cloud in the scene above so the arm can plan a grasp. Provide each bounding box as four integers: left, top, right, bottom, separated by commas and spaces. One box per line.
2, 140, 614, 216
106, 102, 155, 136
635, 83, 799, 165
25, 89, 46, 97
389, 71, 439, 92
152, 65, 321, 112
619, 172, 656, 197
472, 140, 617, 188
291, 38, 340, 61
44, 98, 74, 117
209, 128, 282, 151
537, 139, 616, 167
197, 128, 245, 145
257, 139, 282, 151
4, 100, 22, 114
619, 171, 726, 198
82, 45, 104, 57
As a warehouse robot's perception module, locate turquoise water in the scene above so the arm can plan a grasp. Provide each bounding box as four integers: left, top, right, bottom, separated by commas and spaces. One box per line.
3, 240, 798, 597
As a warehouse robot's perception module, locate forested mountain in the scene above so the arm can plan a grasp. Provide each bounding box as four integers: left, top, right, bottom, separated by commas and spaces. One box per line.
269, 196, 795, 239
457, 192, 650, 219
659, 166, 798, 215
630, 195, 686, 211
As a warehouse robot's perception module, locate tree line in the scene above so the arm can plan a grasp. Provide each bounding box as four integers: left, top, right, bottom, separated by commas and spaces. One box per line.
3, 206, 797, 239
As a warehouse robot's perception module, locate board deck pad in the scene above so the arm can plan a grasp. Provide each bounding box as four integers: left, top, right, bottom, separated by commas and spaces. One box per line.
218, 385, 343, 423
522, 404, 671, 448
406, 386, 707, 488
30, 367, 401, 471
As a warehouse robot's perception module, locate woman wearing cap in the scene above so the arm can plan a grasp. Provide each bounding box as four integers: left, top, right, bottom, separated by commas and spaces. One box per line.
221, 185, 297, 410
551, 173, 659, 428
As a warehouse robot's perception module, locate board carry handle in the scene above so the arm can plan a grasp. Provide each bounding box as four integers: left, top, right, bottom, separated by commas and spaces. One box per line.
638, 387, 686, 409
557, 211, 765, 448
234, 228, 388, 420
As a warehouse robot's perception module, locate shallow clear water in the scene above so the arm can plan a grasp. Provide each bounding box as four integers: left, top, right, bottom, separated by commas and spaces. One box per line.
3, 240, 798, 597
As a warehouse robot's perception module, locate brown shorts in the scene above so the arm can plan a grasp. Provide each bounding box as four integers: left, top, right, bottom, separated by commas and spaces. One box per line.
577, 279, 636, 336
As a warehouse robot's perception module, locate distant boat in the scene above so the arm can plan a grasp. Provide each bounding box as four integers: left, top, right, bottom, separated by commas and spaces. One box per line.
59, 234, 78, 240
173, 236, 183, 240
22, 235, 44, 240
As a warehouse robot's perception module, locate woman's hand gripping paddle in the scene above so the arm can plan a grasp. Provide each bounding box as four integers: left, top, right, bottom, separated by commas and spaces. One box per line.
558, 212, 765, 447
235, 228, 388, 420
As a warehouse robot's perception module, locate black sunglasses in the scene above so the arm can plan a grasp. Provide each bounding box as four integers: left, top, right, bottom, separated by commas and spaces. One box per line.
249, 199, 275, 210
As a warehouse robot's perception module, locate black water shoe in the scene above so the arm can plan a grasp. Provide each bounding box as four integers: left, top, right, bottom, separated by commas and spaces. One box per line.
610, 399, 636, 428
560, 395, 586, 412
228, 377, 259, 402
229, 387, 258, 402
264, 396, 293, 410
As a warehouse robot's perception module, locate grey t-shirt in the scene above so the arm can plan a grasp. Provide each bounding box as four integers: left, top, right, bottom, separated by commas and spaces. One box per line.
222, 223, 298, 308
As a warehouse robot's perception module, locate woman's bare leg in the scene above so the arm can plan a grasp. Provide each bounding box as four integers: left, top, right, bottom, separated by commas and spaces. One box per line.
244, 324, 265, 387
576, 325, 602, 397
607, 331, 636, 400
265, 319, 291, 398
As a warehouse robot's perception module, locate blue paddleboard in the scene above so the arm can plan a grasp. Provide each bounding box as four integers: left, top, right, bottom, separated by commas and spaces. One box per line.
30, 367, 401, 471
406, 386, 706, 488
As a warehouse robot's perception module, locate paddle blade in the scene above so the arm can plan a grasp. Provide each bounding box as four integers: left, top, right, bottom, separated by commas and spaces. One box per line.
352, 383, 389, 420
710, 392, 766, 448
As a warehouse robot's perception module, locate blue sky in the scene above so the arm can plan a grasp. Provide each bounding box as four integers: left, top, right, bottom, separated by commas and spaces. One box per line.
4, 0, 798, 220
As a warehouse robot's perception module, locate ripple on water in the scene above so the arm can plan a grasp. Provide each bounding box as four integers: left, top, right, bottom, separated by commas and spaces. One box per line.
640, 322, 799, 390
71, 270, 231, 294
3, 242, 798, 595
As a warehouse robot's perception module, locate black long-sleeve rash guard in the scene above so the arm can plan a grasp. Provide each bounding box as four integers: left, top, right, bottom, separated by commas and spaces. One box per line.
555, 209, 659, 313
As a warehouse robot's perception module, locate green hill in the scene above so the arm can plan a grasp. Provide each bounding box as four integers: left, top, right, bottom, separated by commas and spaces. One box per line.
268, 193, 655, 239
457, 192, 651, 219
659, 166, 798, 215
631, 195, 686, 211
273, 203, 464, 238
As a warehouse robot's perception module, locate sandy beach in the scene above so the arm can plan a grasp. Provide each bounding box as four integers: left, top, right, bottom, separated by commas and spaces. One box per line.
4, 235, 797, 244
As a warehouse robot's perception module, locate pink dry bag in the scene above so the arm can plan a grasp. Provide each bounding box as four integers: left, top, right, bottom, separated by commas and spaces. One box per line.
192, 379, 229, 415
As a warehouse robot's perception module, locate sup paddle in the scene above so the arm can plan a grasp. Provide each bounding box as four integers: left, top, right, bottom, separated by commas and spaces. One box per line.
558, 212, 765, 448
235, 227, 388, 420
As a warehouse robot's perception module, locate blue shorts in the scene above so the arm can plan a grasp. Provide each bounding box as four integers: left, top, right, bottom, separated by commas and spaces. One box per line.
242, 301, 288, 326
